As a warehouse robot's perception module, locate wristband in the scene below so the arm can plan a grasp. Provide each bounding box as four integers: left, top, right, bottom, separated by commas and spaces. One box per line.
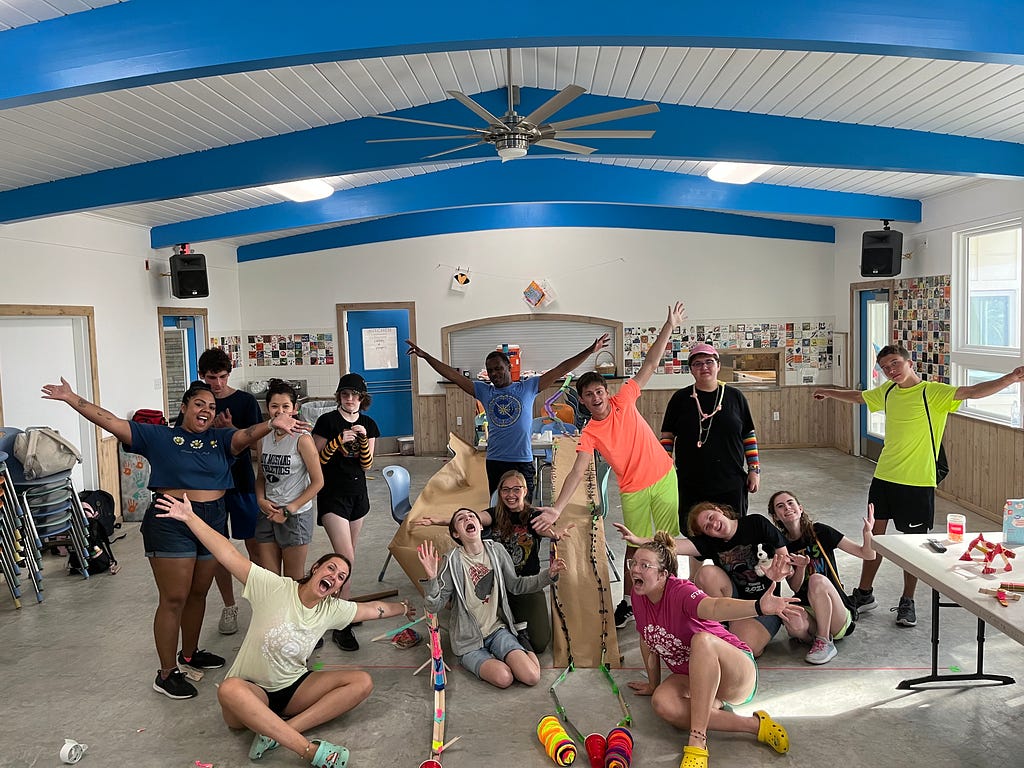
754, 599, 764, 617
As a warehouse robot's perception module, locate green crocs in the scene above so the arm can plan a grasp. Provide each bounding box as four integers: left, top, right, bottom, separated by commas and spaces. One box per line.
249, 733, 278, 760
310, 740, 350, 768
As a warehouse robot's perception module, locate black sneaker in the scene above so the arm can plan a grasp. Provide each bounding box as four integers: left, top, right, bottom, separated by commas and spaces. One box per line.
153, 668, 197, 699
314, 637, 325, 651
848, 587, 877, 613
177, 648, 225, 669
333, 626, 359, 652
614, 600, 634, 628
891, 596, 917, 627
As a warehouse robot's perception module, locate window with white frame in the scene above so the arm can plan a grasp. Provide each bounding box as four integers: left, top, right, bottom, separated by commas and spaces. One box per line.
954, 220, 1023, 426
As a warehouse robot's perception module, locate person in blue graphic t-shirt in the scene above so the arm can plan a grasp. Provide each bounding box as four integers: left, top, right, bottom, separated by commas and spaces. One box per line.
405, 334, 609, 499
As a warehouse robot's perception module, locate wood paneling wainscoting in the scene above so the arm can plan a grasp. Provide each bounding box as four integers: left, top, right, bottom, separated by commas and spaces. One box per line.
939, 415, 1024, 525
412, 394, 449, 455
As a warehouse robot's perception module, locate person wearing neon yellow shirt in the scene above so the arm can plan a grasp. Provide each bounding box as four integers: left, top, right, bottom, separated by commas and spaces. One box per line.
813, 345, 1024, 628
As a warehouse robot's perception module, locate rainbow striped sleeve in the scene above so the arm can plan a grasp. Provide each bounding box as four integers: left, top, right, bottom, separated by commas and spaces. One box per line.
743, 431, 759, 470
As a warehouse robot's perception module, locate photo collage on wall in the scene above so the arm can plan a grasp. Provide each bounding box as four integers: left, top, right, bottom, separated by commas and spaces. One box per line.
245, 332, 335, 367
891, 274, 951, 384
622, 320, 833, 378
210, 336, 242, 369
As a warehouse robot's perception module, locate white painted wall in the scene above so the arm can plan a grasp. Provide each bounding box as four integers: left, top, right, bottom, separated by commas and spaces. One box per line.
238, 226, 836, 395
0, 213, 242, 421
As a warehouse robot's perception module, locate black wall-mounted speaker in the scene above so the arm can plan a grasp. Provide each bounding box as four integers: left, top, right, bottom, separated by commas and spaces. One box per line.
170, 253, 209, 298
860, 230, 903, 277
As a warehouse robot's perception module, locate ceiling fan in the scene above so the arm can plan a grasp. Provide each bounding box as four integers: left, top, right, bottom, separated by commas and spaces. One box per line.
367, 49, 659, 161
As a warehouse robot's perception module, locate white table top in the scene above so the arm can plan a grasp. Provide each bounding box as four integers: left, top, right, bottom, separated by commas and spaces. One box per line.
873, 533, 1024, 645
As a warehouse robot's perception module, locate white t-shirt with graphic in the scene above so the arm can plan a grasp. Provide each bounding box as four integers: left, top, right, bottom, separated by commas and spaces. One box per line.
225, 565, 357, 691
461, 547, 502, 638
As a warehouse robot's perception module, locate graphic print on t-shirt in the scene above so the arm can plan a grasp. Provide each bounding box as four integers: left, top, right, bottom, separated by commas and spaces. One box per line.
466, 560, 495, 602
717, 545, 763, 595
489, 393, 522, 428
262, 452, 292, 485
642, 624, 691, 669
260, 619, 314, 666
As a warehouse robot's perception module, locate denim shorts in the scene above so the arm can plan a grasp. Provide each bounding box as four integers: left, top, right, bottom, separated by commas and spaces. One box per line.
730, 582, 783, 637
254, 509, 314, 548
458, 627, 527, 678
141, 495, 227, 559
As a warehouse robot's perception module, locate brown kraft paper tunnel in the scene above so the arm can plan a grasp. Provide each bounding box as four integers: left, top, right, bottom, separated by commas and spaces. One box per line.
386, 433, 620, 668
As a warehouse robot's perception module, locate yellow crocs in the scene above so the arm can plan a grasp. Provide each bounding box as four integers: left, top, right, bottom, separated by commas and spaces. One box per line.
754, 710, 789, 754
680, 745, 709, 768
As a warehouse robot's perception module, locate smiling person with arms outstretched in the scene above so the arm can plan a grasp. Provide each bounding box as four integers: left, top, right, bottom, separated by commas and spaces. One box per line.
154, 493, 414, 767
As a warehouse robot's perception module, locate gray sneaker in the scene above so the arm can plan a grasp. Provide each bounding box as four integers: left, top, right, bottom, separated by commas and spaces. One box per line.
849, 587, 877, 613
891, 596, 917, 627
218, 604, 239, 635
805, 637, 838, 665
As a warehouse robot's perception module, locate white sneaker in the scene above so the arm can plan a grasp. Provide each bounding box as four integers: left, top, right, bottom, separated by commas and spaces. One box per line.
218, 604, 239, 635
805, 637, 837, 665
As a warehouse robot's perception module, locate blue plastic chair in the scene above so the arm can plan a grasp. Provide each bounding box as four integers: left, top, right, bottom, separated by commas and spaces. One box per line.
594, 454, 621, 584
378, 465, 412, 581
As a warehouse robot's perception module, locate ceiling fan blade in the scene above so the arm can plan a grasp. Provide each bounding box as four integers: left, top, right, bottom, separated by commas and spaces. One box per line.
423, 141, 487, 159
534, 138, 597, 155
366, 134, 482, 143
546, 103, 660, 131
519, 84, 586, 128
371, 114, 485, 133
550, 130, 656, 139
506, 48, 515, 117
446, 90, 505, 127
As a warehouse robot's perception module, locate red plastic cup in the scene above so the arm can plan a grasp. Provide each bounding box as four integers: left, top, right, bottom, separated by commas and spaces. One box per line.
585, 733, 607, 768
419, 760, 443, 768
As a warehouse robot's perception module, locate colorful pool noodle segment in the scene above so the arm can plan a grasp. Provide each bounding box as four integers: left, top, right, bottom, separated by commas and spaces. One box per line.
538, 715, 577, 766
604, 726, 633, 768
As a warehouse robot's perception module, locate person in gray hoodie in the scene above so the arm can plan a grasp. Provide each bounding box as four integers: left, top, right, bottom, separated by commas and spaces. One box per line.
417, 508, 565, 688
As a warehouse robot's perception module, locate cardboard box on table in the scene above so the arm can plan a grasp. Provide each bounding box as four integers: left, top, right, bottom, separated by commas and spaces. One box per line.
386, 433, 620, 668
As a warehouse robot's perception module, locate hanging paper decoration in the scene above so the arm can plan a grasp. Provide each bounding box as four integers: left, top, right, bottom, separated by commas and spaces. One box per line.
450, 268, 471, 293
524, 278, 557, 309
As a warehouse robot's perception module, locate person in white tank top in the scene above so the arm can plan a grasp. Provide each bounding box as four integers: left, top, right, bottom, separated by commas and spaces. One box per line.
255, 380, 324, 579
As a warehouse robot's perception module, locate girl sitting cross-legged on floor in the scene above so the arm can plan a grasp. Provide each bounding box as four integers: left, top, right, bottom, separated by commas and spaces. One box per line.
155, 493, 414, 768
626, 531, 797, 768
417, 507, 566, 689
768, 491, 876, 665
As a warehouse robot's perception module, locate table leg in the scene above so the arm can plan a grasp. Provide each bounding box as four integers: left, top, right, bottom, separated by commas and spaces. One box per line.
896, 588, 1015, 689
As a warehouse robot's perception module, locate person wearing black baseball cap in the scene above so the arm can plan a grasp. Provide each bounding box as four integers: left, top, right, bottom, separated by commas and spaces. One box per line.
310, 372, 381, 652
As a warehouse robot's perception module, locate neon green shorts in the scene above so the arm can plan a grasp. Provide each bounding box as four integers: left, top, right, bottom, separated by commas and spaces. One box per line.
805, 605, 854, 641
620, 468, 680, 538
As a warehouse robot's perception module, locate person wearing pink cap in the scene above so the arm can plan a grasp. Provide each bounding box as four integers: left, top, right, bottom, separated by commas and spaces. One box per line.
660, 343, 761, 527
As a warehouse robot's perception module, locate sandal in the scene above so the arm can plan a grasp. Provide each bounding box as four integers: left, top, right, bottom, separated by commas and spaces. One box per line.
680, 745, 709, 768
754, 710, 789, 754
248, 733, 279, 760
310, 740, 350, 768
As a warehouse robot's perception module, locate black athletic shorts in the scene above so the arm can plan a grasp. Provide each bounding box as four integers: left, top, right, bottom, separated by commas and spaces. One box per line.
264, 670, 313, 716
868, 477, 935, 533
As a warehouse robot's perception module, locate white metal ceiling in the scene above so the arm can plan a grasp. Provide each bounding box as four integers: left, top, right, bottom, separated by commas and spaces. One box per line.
0, 0, 121, 31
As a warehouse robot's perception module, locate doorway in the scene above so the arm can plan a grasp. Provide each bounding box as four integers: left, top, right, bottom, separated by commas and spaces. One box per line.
853, 283, 892, 460
336, 302, 417, 453
158, 307, 207, 417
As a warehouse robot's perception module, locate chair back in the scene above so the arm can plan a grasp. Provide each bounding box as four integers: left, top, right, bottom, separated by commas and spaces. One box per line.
382, 465, 412, 524
530, 416, 578, 437
0, 427, 27, 483
595, 454, 612, 518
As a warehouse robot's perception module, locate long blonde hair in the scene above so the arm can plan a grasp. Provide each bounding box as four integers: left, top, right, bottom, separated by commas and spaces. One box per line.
491, 469, 535, 541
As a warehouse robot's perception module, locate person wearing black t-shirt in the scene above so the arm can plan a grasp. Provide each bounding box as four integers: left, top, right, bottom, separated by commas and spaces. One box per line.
660, 343, 760, 525
311, 373, 380, 652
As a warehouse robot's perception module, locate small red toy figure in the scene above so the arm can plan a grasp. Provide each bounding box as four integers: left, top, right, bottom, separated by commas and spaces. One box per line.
959, 533, 1016, 574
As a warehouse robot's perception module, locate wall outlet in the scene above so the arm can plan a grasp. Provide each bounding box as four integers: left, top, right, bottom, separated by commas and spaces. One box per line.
772, 411, 780, 421
456, 416, 463, 426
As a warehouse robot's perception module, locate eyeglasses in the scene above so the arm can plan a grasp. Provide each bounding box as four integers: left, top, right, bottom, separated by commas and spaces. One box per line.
499, 486, 526, 494
626, 559, 661, 572
689, 359, 718, 368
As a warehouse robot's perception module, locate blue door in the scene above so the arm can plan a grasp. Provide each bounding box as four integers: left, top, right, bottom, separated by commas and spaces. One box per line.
345, 309, 414, 438
858, 289, 889, 460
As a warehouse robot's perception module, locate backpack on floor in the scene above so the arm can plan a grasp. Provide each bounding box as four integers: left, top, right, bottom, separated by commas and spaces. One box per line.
13, 426, 82, 480
69, 490, 122, 575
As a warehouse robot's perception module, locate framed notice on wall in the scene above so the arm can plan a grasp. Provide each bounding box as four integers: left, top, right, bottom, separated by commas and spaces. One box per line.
362, 327, 398, 370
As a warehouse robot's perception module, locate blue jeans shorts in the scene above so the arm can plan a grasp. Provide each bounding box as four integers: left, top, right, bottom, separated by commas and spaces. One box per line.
458, 627, 527, 679
141, 495, 227, 559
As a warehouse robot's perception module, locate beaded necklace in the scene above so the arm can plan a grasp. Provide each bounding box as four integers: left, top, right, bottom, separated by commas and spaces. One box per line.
692, 382, 725, 448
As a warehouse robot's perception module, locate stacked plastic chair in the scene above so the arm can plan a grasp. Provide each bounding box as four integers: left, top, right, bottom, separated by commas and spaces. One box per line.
0, 437, 44, 606
0, 427, 92, 596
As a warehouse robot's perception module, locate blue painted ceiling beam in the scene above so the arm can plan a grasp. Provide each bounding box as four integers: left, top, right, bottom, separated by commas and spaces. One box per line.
236, 203, 835, 262
152, 161, 917, 248
0, 90, 1012, 225
5, 1, 1024, 109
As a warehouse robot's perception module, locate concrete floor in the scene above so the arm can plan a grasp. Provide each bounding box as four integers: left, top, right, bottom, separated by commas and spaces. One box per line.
3, 448, 1023, 768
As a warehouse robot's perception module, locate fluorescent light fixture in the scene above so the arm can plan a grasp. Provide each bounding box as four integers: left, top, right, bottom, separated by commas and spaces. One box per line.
707, 162, 772, 185
268, 179, 335, 202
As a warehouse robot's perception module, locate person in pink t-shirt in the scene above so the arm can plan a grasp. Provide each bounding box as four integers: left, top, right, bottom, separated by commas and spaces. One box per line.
628, 532, 798, 768
532, 302, 685, 629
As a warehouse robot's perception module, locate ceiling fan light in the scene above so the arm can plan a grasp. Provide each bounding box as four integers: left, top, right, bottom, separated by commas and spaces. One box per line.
494, 133, 530, 161
267, 178, 335, 202
707, 162, 773, 185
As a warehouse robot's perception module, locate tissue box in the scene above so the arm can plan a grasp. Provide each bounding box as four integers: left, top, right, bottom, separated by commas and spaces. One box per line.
1003, 499, 1024, 545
